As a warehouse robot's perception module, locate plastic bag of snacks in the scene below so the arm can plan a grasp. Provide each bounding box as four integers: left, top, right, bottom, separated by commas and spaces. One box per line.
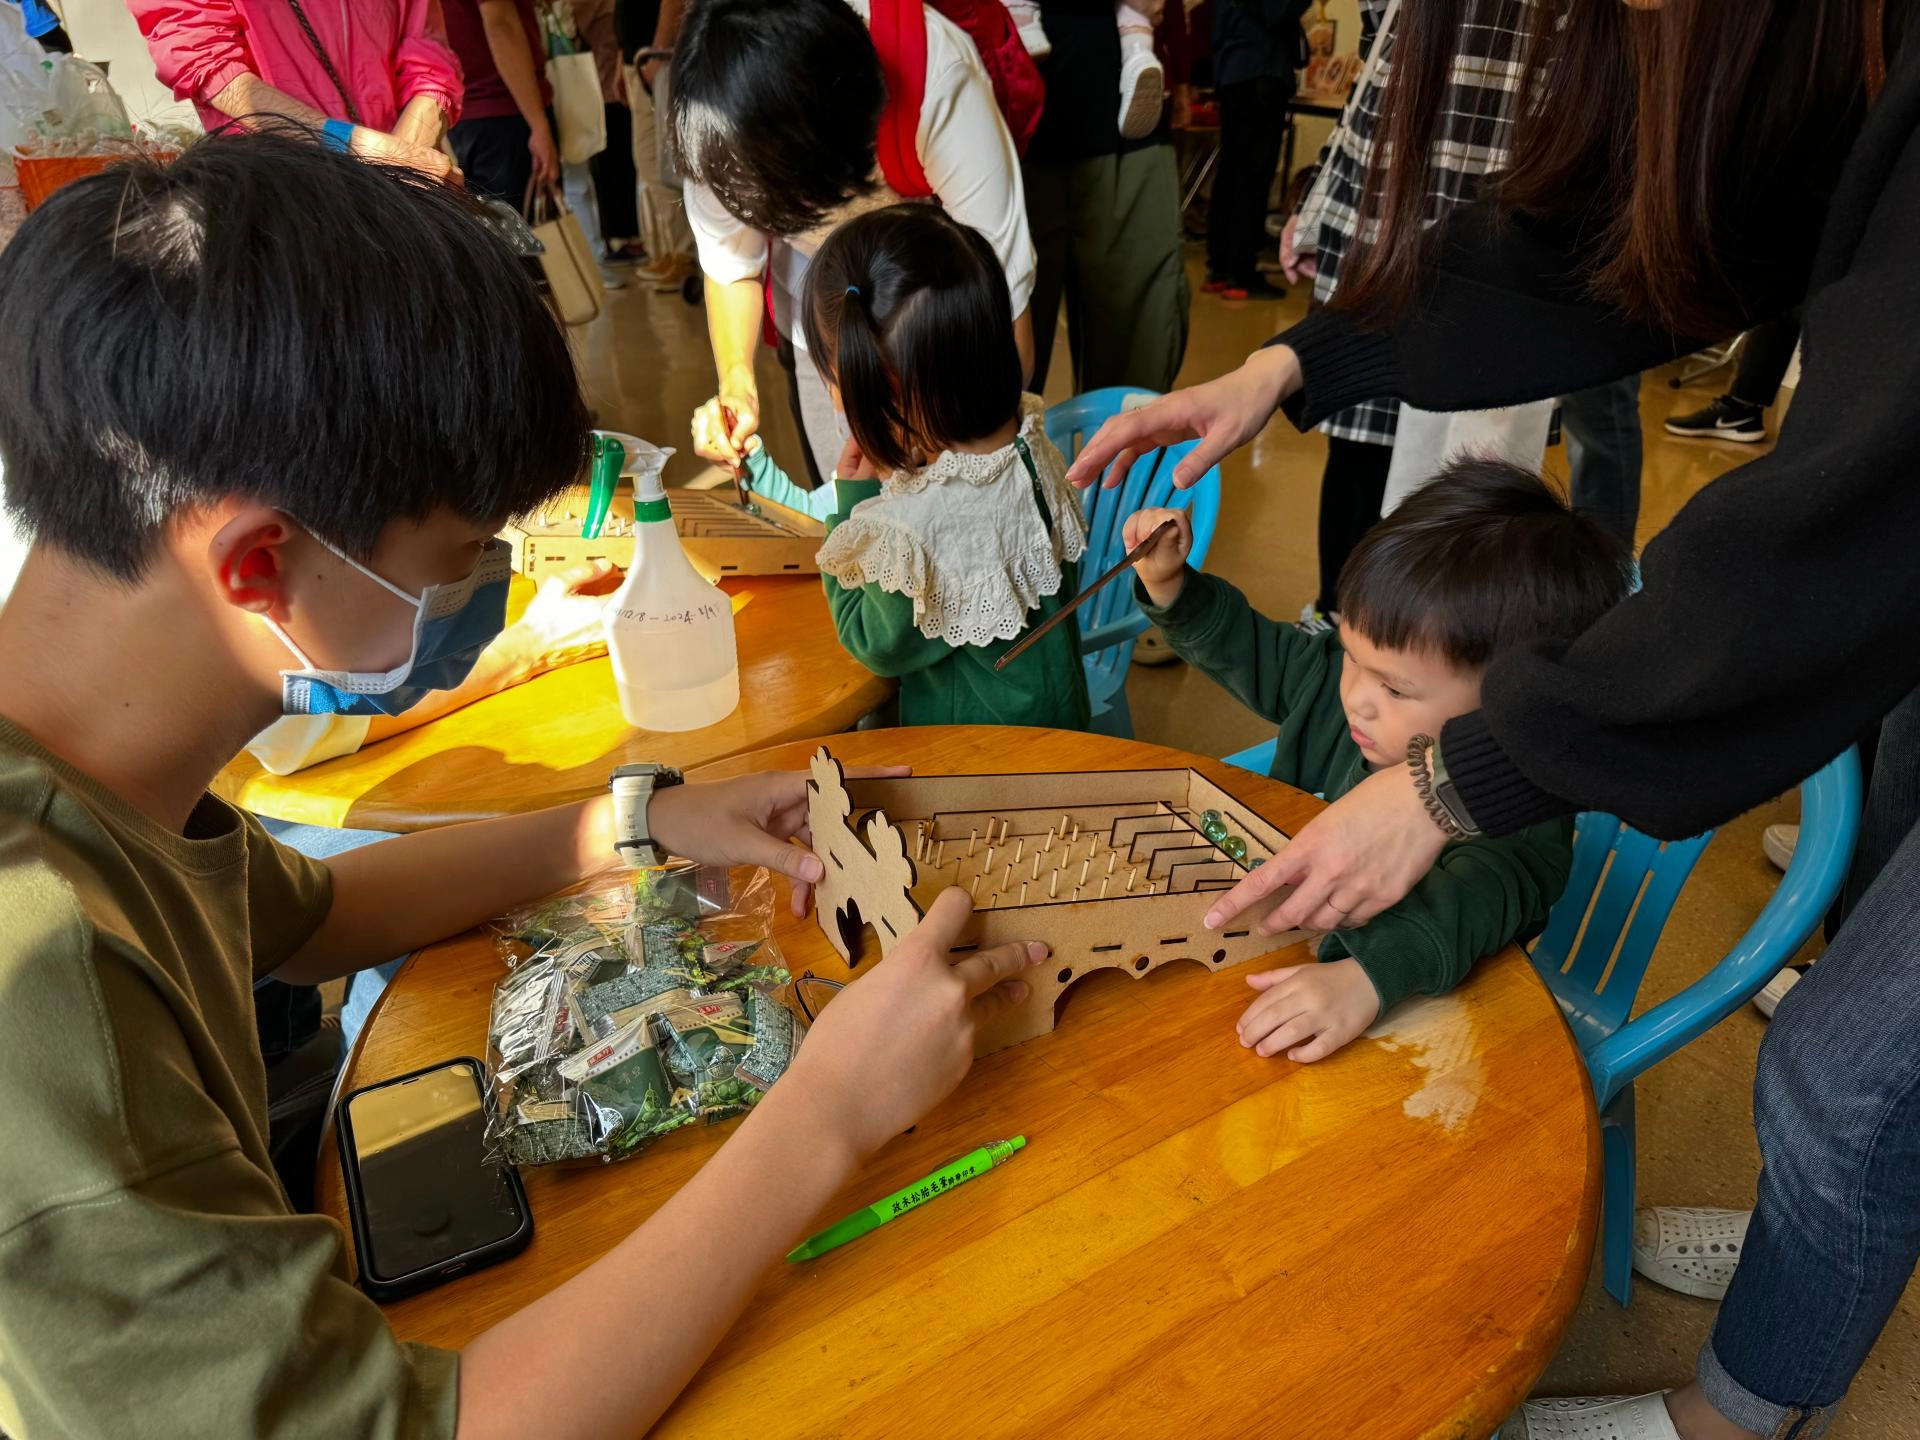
484, 861, 808, 1166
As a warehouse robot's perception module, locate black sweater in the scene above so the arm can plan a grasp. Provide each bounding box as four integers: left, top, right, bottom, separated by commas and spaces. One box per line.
1268, 36, 1920, 840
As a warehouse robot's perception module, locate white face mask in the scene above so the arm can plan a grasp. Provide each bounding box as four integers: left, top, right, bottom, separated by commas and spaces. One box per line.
264, 530, 513, 717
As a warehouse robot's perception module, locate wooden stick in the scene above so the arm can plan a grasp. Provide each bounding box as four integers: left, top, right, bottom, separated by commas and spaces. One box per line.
1127, 868, 1137, 893
1080, 859, 1090, 886
1014, 838, 1025, 865
1002, 863, 1015, 894
969, 875, 980, 900
969, 828, 978, 858
1101, 877, 1110, 898
1107, 852, 1118, 875
1020, 883, 1028, 906
936, 840, 946, 866
1032, 855, 1041, 881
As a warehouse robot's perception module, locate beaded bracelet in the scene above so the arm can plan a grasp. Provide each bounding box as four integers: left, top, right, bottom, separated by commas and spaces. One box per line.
1407, 733, 1471, 841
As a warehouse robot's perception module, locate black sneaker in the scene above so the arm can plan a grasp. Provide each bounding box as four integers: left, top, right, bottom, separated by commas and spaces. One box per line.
1665, 395, 1766, 442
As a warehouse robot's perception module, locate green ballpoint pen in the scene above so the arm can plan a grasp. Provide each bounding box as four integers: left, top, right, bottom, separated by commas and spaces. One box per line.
786, 1136, 1027, 1263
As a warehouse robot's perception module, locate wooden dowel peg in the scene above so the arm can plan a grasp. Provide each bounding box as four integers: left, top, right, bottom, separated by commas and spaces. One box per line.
1014, 838, 1025, 865
1049, 871, 1058, 898
1127, 868, 1137, 893
969, 828, 978, 857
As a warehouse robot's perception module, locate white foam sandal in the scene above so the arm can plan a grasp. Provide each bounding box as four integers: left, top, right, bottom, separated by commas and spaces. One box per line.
1631, 1206, 1749, 1300
1502, 1393, 1680, 1439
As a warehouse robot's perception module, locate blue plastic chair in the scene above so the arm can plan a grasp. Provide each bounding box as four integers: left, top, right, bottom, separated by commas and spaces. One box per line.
1538, 747, 1859, 1303
1044, 389, 1223, 738
1225, 740, 1862, 1305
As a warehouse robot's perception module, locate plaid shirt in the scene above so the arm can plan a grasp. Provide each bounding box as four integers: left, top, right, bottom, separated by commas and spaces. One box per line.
1294, 0, 1531, 445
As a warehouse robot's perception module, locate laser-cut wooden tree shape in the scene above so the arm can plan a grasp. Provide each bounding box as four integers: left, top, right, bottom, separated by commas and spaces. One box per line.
807, 748, 924, 966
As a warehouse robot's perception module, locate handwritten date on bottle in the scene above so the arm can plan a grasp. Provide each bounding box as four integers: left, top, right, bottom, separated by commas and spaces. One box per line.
615, 603, 725, 625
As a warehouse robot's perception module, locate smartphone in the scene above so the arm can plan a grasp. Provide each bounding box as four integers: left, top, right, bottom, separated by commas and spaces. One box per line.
337, 1057, 533, 1303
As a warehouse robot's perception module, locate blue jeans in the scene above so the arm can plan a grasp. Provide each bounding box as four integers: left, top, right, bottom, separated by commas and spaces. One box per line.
1561, 373, 1645, 549
1702, 697, 1920, 1436
257, 818, 403, 1052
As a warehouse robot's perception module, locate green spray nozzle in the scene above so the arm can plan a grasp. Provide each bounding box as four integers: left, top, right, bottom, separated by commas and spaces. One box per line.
584, 432, 625, 540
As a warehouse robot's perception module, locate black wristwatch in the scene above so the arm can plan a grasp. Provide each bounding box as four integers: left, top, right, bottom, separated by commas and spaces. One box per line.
609, 763, 684, 866
1408, 735, 1482, 841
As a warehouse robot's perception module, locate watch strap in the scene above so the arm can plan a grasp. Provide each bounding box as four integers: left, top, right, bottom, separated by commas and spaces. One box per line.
609, 764, 684, 866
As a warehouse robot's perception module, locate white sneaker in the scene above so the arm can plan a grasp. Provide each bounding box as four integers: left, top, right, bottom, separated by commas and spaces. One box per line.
1753, 963, 1808, 1019
1502, 1394, 1680, 1439
1631, 1207, 1748, 1300
1004, 0, 1051, 57
1117, 29, 1164, 140
1763, 822, 1797, 871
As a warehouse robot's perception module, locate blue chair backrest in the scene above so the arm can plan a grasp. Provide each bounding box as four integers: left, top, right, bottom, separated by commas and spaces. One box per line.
1044, 389, 1223, 677
1533, 747, 1861, 1109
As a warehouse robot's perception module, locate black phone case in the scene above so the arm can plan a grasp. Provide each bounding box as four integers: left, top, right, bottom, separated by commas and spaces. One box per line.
336, 1057, 533, 1304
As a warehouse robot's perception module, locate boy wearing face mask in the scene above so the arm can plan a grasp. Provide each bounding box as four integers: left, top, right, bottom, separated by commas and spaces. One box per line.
0, 135, 1047, 1440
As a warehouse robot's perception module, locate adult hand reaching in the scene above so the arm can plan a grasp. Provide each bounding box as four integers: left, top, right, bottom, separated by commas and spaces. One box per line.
692, 385, 762, 472
784, 887, 1047, 1161
1203, 765, 1449, 935
1064, 345, 1303, 491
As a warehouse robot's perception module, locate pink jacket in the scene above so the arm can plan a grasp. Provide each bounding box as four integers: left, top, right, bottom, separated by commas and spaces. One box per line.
133, 0, 465, 135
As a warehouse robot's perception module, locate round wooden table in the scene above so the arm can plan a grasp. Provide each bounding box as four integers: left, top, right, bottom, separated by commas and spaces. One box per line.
318, 727, 1600, 1438
214, 575, 892, 831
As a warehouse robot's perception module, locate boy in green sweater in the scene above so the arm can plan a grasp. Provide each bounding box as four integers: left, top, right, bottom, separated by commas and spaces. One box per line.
1128, 460, 1633, 1062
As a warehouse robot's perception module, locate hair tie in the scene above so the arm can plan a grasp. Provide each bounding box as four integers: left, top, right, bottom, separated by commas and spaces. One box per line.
845, 285, 861, 299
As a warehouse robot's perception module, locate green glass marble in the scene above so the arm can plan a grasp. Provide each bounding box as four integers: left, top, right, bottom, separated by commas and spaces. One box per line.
1200, 809, 1228, 844
1222, 835, 1249, 863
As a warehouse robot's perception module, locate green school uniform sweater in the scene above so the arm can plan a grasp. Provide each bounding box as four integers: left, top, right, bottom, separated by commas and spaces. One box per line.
820, 475, 1092, 731
1139, 569, 1573, 1015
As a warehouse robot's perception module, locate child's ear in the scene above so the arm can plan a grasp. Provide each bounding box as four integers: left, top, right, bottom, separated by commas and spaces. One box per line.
207, 506, 297, 618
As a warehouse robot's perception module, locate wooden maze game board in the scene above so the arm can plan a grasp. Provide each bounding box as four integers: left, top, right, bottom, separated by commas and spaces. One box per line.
805, 748, 1306, 1055
503, 487, 824, 581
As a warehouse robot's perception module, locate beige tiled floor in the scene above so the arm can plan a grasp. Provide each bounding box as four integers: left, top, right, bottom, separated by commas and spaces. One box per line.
580, 253, 1919, 1437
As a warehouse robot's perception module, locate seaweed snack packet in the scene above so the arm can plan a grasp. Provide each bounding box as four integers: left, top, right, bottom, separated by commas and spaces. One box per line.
561, 1015, 689, 1160
735, 990, 806, 1093
653, 991, 760, 1123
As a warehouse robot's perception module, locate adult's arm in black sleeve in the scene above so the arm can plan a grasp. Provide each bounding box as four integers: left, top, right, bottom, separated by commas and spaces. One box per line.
1266, 203, 1756, 429
1438, 123, 1920, 840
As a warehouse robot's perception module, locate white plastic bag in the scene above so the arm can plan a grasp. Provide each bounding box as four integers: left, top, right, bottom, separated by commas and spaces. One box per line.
0, 4, 53, 152
547, 51, 606, 166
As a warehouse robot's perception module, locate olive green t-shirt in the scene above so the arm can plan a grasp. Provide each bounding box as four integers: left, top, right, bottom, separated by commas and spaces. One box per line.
0, 721, 459, 1439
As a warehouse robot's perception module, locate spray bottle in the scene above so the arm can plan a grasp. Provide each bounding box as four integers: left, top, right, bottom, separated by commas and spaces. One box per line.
600, 434, 741, 731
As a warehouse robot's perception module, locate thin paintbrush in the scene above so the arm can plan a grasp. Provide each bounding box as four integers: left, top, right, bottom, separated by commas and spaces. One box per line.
994, 517, 1179, 672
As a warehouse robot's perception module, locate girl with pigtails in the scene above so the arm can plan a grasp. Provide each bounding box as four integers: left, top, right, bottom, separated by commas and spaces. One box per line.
802, 205, 1091, 729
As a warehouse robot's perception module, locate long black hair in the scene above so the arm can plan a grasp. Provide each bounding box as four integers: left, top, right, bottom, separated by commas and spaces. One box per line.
1339, 0, 1866, 338
802, 206, 1023, 476
669, 0, 887, 237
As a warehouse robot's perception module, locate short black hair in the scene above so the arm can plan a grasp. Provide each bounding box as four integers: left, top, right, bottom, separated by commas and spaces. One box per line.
1337, 458, 1634, 669
669, 0, 885, 237
801, 206, 1022, 476
0, 132, 590, 581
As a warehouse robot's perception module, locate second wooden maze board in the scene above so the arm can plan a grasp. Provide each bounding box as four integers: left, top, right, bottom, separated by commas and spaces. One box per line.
503, 487, 824, 581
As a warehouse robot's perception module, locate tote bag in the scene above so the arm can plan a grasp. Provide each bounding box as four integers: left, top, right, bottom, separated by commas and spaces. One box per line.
547, 49, 607, 166
526, 184, 604, 326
